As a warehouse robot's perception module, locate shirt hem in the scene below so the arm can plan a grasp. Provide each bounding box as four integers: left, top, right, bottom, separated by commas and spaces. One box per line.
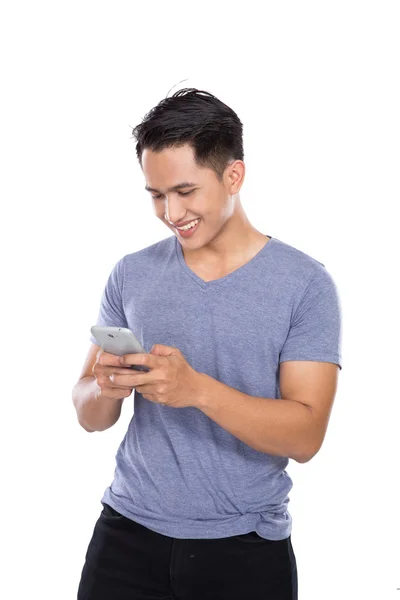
101, 488, 292, 542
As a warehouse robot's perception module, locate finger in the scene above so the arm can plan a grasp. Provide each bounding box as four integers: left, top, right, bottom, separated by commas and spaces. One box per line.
107, 366, 140, 375
109, 372, 150, 388
110, 380, 135, 389
98, 352, 126, 367
93, 364, 138, 382
119, 352, 157, 369
105, 377, 134, 390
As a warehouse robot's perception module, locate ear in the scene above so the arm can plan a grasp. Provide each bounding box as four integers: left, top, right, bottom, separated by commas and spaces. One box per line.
227, 159, 245, 194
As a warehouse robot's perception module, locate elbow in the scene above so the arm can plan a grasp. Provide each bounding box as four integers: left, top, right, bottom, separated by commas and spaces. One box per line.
81, 423, 96, 433
77, 415, 117, 433
295, 451, 314, 464
78, 418, 96, 432
296, 452, 313, 464
75, 411, 96, 432
294, 453, 309, 464
296, 440, 322, 463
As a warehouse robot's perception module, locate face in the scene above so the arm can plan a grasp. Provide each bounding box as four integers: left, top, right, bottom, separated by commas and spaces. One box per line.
141, 144, 244, 250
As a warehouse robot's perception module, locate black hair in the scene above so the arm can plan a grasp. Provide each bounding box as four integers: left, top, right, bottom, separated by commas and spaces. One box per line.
131, 88, 244, 182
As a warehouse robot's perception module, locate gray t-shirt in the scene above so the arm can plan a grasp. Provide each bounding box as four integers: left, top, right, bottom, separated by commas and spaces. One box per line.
89, 234, 342, 540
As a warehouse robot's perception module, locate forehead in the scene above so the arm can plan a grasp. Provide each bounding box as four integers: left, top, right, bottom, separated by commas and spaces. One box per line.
142, 146, 216, 192
142, 145, 196, 175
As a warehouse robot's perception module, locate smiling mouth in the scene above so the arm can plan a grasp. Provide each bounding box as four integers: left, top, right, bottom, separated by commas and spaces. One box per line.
173, 218, 201, 231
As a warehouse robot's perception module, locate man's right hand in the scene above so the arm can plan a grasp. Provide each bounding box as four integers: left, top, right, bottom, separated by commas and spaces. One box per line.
92, 349, 136, 401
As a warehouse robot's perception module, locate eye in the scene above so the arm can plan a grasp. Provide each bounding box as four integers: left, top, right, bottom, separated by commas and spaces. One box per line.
152, 190, 195, 200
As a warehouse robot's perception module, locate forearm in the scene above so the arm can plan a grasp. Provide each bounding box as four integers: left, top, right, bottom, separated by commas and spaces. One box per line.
72, 376, 124, 432
195, 373, 314, 463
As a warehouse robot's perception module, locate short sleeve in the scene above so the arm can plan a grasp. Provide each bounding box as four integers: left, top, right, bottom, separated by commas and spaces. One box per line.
279, 267, 343, 370
88, 257, 129, 345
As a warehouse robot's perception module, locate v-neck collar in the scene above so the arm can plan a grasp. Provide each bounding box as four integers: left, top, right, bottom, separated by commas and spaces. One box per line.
175, 234, 275, 288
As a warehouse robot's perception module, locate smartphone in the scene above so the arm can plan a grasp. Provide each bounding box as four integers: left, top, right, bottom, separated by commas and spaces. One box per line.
90, 326, 150, 372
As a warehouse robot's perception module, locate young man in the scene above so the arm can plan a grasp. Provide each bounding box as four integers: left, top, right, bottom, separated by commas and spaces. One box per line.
73, 88, 342, 599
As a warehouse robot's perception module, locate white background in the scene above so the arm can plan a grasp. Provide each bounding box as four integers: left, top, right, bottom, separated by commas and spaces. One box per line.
1, 1, 399, 599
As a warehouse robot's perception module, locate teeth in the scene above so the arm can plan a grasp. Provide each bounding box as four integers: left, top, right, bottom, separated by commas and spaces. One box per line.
176, 218, 200, 231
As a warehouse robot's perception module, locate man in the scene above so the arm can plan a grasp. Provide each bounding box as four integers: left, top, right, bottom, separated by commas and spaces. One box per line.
73, 87, 342, 599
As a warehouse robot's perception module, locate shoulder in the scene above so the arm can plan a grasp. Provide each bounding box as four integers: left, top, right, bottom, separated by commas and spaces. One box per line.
270, 236, 336, 294
121, 235, 175, 268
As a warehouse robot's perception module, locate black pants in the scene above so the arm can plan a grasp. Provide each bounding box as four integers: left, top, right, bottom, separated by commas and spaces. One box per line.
77, 503, 298, 600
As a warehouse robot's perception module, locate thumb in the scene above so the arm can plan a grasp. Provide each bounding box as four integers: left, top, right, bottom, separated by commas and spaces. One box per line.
150, 343, 178, 357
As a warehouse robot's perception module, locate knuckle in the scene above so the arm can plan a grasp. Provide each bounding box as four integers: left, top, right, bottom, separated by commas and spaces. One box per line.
92, 361, 103, 375
98, 375, 110, 386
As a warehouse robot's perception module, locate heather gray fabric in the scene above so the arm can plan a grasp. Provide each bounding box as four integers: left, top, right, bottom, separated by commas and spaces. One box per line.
88, 234, 342, 540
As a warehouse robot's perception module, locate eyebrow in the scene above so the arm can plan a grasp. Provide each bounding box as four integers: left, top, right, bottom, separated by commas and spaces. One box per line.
145, 182, 198, 193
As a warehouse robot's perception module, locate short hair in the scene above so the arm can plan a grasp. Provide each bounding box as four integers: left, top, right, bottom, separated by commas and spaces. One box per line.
131, 88, 244, 182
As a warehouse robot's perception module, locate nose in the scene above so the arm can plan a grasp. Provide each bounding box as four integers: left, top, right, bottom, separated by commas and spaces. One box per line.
164, 195, 186, 225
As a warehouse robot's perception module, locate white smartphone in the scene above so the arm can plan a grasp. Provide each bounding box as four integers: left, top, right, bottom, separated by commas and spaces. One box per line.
90, 326, 150, 372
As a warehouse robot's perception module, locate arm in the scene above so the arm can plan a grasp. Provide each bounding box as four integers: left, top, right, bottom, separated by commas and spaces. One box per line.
195, 360, 339, 463
72, 376, 124, 432
196, 374, 313, 463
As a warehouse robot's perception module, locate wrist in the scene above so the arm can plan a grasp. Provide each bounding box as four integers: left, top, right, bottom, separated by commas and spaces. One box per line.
192, 372, 215, 410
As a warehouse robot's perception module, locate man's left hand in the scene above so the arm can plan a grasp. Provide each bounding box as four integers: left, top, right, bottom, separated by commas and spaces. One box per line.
113, 344, 204, 408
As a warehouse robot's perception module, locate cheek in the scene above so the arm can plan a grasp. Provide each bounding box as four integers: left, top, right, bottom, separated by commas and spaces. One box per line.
154, 205, 165, 219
